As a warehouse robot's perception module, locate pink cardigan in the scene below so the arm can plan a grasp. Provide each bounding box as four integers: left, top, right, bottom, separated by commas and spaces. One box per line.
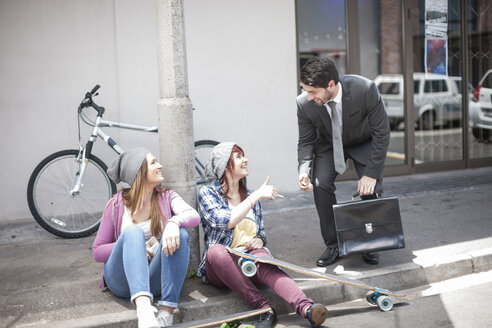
92, 188, 199, 287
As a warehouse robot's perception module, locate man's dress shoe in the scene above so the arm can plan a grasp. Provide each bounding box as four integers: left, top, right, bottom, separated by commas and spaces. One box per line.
363, 252, 379, 265
316, 247, 339, 267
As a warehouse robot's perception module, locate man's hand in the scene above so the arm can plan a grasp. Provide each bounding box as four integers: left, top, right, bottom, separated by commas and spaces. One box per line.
358, 175, 376, 196
299, 173, 313, 192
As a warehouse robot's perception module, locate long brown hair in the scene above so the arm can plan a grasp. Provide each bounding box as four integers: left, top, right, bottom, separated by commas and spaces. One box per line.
219, 145, 248, 202
122, 157, 163, 237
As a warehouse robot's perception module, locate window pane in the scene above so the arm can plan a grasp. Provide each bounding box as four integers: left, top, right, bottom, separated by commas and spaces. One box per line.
468, 0, 492, 156
296, 0, 347, 76
412, 0, 463, 162
361, 0, 405, 165
378, 82, 400, 95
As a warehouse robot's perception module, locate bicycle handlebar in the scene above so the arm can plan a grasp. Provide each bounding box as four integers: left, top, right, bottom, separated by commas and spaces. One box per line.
78, 85, 104, 116
90, 85, 100, 95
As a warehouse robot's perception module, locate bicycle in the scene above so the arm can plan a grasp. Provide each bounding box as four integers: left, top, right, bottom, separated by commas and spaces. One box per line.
27, 85, 218, 238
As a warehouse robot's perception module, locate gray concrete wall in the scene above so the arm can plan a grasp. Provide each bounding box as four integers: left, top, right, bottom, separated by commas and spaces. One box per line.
0, 0, 298, 221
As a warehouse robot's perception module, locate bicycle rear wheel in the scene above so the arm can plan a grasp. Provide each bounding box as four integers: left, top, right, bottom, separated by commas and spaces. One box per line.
27, 149, 116, 238
194, 140, 219, 186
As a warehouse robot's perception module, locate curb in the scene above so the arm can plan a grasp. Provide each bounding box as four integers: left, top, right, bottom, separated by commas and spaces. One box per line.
29, 247, 492, 328
174, 247, 492, 324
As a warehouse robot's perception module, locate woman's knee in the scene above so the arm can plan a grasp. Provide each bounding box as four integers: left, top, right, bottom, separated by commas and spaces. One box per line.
206, 244, 230, 264
251, 248, 270, 258
121, 225, 145, 241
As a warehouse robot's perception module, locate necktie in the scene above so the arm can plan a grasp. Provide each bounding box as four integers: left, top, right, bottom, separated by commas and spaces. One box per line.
328, 101, 346, 174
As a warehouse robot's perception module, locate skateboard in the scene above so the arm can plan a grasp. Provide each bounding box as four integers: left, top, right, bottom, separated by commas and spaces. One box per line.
171, 307, 271, 328
227, 246, 406, 312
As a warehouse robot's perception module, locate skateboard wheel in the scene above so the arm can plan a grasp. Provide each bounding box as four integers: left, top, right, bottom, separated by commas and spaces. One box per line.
241, 260, 257, 277
220, 324, 229, 328
377, 295, 393, 311
366, 291, 377, 306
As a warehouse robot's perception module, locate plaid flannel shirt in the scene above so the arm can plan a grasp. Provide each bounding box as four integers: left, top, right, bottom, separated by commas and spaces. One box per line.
197, 180, 266, 277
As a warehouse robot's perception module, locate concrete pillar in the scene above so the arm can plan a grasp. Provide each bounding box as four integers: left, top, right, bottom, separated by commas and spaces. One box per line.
155, 0, 199, 273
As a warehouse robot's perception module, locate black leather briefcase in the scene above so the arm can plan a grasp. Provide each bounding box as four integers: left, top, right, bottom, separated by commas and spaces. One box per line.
333, 195, 405, 257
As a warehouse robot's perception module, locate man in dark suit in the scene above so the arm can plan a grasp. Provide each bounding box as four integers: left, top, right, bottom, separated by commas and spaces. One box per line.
297, 57, 390, 267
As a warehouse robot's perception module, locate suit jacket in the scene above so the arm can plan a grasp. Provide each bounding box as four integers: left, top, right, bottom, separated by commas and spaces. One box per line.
297, 75, 390, 179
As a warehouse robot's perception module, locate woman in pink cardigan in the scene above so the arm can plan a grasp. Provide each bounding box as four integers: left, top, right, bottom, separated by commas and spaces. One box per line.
92, 148, 199, 328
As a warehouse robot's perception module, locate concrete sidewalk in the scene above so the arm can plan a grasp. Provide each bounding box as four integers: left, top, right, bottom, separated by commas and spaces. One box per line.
1, 167, 492, 327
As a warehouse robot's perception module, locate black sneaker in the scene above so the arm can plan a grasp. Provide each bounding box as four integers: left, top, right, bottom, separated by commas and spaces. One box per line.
256, 309, 277, 328
306, 303, 328, 327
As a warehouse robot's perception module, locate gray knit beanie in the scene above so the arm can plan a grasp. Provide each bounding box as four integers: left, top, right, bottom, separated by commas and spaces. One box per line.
107, 147, 150, 186
205, 142, 236, 180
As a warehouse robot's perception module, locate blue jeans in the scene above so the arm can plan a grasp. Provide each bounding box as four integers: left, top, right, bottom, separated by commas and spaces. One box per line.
103, 225, 190, 308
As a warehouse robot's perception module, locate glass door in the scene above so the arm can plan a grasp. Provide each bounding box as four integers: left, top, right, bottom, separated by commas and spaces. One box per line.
468, 0, 492, 159
359, 0, 407, 167
411, 0, 465, 165
296, 0, 348, 88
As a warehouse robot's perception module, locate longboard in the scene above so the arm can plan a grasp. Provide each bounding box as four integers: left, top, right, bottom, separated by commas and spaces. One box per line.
171, 307, 271, 328
227, 246, 405, 311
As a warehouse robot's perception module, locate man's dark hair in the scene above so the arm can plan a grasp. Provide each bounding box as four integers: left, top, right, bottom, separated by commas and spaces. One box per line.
300, 57, 339, 88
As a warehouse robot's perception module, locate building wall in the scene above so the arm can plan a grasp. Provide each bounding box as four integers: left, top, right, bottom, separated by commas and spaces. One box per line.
184, 0, 299, 196
380, 0, 403, 75
0, 0, 298, 221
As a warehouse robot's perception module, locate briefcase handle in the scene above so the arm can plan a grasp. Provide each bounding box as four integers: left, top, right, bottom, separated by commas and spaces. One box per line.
352, 191, 381, 201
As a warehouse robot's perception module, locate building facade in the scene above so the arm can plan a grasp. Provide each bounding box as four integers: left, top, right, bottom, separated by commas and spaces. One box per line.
297, 0, 492, 181
0, 0, 490, 221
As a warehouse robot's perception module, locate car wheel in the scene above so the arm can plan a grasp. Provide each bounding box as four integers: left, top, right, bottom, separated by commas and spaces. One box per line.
420, 111, 435, 130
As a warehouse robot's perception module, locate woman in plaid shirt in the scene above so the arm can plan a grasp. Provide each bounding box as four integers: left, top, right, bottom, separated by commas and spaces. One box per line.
197, 142, 327, 328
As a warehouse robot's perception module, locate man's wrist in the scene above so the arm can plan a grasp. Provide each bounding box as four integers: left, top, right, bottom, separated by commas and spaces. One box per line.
298, 161, 312, 178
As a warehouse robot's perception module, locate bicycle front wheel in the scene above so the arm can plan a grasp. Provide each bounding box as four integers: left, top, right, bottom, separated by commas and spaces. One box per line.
27, 149, 116, 238
194, 140, 219, 186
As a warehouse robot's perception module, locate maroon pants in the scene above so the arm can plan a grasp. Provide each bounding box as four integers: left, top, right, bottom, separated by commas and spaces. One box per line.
205, 244, 313, 316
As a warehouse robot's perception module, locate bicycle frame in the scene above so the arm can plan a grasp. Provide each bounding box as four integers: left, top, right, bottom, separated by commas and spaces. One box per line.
71, 113, 158, 195
97, 118, 159, 153
28, 85, 217, 238
70, 84, 212, 195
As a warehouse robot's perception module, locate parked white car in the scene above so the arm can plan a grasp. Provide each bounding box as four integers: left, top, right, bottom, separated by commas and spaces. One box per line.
469, 69, 492, 141
375, 73, 463, 130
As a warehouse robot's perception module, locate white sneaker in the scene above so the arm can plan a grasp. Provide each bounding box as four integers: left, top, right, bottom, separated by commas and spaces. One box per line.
157, 309, 174, 327
137, 305, 159, 328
